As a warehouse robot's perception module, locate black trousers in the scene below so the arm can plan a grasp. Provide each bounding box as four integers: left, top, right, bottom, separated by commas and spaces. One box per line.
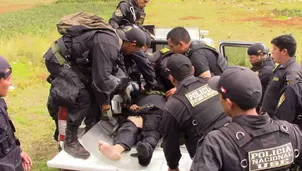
115, 113, 161, 151
44, 49, 99, 131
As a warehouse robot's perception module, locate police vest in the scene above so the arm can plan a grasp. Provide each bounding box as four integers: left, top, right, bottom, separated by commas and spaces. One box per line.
0, 99, 19, 158
124, 57, 141, 82
119, 0, 145, 26
186, 41, 228, 75
154, 49, 174, 90
219, 120, 299, 171
155, 49, 173, 78
173, 77, 224, 137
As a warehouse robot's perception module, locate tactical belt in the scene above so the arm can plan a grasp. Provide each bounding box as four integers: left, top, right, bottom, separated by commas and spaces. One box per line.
129, 104, 160, 116
143, 90, 166, 96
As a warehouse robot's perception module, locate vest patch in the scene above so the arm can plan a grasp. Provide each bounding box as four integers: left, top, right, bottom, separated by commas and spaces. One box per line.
273, 77, 279, 81
277, 93, 286, 108
185, 84, 218, 107
248, 143, 294, 171
160, 48, 170, 54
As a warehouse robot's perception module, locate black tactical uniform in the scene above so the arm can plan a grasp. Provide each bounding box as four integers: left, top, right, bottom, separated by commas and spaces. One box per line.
124, 49, 157, 90
116, 47, 161, 166
0, 57, 24, 171
251, 57, 275, 110
250, 57, 275, 92
275, 80, 302, 129
262, 57, 301, 116
146, 48, 174, 92
44, 24, 146, 159
247, 43, 275, 112
0, 98, 23, 171
192, 65, 302, 171
109, 0, 146, 29
185, 41, 228, 76
191, 114, 302, 171
161, 54, 230, 170
114, 94, 166, 166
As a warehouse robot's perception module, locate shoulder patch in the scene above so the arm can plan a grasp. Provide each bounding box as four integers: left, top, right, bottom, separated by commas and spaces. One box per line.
273, 77, 279, 81
160, 48, 170, 54
185, 84, 218, 107
115, 8, 123, 17
248, 143, 294, 171
277, 93, 286, 108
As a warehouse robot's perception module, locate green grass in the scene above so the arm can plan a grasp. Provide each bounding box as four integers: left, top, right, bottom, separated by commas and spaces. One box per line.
145, 0, 302, 57
0, 1, 117, 170
0, 0, 55, 5
272, 8, 302, 17
0, 1, 116, 37
1, 0, 302, 170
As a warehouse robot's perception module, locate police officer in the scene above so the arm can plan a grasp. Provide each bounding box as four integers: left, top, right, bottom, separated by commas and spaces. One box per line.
191, 66, 302, 171
146, 47, 174, 92
123, 31, 157, 92
166, 26, 227, 78
165, 27, 228, 97
247, 43, 275, 111
0, 56, 32, 171
44, 24, 147, 159
160, 54, 230, 171
98, 93, 166, 166
275, 79, 302, 170
275, 78, 302, 129
261, 34, 301, 117
109, 0, 150, 29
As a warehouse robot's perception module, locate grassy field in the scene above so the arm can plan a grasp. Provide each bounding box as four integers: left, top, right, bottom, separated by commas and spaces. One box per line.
1, 0, 302, 170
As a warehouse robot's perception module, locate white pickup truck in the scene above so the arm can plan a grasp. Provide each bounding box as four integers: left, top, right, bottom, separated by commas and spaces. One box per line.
47, 27, 265, 171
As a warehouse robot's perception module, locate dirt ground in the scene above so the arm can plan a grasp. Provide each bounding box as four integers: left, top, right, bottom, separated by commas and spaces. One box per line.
0, 4, 35, 14
180, 16, 203, 20
0, 0, 55, 14
241, 16, 302, 29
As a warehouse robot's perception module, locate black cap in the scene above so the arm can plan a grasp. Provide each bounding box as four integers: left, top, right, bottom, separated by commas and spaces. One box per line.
116, 25, 146, 47
0, 56, 12, 78
166, 54, 193, 81
208, 66, 262, 109
247, 43, 268, 56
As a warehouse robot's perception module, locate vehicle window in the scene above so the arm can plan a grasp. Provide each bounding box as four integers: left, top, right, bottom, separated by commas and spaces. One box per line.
224, 46, 251, 67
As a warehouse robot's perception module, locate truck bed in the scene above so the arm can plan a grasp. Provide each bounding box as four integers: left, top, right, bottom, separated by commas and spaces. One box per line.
47, 122, 192, 171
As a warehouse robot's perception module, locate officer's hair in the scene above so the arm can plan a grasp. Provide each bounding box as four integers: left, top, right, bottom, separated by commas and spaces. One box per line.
221, 93, 258, 111
166, 27, 191, 44
271, 34, 297, 57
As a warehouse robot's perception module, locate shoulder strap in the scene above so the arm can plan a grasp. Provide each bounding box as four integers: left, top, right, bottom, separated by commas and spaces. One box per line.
219, 122, 248, 170
220, 122, 252, 148
189, 42, 219, 55
155, 50, 172, 65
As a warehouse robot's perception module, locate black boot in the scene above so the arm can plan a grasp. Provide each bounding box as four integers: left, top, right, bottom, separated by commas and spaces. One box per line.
84, 121, 96, 134
136, 141, 154, 166
64, 126, 90, 159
